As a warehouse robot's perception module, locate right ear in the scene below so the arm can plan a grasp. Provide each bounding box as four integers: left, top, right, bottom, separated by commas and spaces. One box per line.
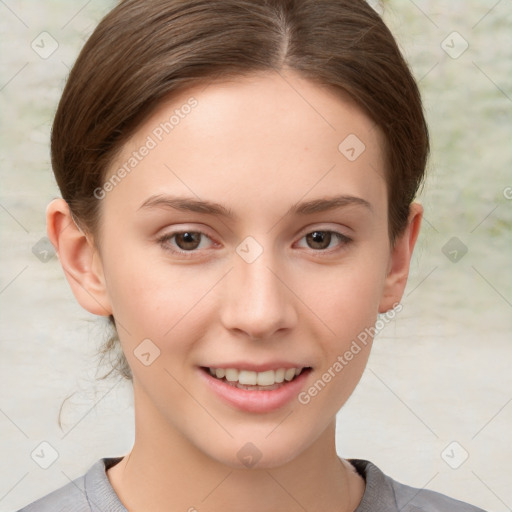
46, 198, 113, 317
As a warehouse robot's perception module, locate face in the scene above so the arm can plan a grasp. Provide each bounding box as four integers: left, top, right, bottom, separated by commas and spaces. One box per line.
88, 71, 399, 468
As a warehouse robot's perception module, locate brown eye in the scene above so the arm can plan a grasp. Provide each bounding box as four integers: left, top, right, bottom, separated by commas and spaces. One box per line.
297, 230, 352, 253
306, 231, 332, 250
173, 231, 202, 250
158, 230, 214, 257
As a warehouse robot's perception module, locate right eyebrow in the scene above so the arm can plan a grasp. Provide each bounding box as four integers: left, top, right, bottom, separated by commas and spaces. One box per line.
138, 195, 239, 220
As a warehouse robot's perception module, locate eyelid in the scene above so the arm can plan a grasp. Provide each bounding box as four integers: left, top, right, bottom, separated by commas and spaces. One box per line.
295, 222, 353, 240
296, 222, 352, 237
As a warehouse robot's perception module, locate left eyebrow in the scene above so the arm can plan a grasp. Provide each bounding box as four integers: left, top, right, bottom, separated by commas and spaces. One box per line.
138, 193, 373, 219
289, 195, 373, 215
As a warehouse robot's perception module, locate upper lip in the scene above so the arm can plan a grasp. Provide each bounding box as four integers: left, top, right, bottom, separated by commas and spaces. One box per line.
201, 362, 311, 372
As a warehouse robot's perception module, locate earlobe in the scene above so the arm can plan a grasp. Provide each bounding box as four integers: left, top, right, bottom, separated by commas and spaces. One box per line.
378, 202, 423, 313
46, 198, 113, 317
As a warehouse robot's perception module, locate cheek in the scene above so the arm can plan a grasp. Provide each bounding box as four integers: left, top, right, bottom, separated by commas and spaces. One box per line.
305, 255, 388, 340
101, 246, 187, 335
297, 268, 382, 416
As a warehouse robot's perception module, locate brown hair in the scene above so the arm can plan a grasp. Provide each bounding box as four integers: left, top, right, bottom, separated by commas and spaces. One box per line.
51, 0, 429, 385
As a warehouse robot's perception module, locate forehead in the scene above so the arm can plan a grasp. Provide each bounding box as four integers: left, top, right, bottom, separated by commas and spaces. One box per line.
103, 70, 388, 221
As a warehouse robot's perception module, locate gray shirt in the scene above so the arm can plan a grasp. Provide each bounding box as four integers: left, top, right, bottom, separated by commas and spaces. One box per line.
16, 457, 486, 511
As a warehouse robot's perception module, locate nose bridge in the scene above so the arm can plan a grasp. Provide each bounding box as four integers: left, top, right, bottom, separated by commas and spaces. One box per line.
220, 239, 296, 339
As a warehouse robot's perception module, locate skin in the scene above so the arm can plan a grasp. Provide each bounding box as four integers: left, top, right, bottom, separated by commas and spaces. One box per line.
47, 70, 422, 512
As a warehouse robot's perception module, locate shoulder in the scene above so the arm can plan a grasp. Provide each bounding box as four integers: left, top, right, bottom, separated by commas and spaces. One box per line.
15, 473, 88, 512
350, 459, 488, 512
15, 457, 125, 512
390, 475, 487, 512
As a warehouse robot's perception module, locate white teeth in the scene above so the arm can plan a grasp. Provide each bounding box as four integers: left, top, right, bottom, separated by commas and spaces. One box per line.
284, 368, 296, 381
225, 368, 238, 382
238, 370, 257, 385
207, 367, 305, 386
257, 370, 275, 386
274, 368, 285, 383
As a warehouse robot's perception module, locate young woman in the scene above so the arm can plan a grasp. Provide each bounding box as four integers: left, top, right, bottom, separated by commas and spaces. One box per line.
18, 0, 486, 510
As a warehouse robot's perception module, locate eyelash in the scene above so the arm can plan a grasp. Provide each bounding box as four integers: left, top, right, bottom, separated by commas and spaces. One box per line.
157, 229, 353, 259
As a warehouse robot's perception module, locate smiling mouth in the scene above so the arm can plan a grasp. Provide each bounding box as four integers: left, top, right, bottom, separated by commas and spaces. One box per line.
201, 366, 312, 391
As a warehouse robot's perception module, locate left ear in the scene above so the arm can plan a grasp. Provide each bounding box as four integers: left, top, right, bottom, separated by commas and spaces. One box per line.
378, 202, 423, 313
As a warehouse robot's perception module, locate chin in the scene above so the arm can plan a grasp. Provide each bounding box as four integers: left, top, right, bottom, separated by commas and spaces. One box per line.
197, 427, 317, 471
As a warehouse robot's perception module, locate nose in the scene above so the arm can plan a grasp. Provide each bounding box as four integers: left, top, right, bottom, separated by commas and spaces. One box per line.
219, 245, 298, 340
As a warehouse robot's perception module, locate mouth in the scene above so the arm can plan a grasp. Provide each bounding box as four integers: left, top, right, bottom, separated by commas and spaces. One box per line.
199, 359, 314, 412
200, 366, 312, 391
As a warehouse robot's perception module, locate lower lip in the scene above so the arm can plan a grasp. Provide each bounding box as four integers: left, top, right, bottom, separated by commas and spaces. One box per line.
199, 368, 311, 413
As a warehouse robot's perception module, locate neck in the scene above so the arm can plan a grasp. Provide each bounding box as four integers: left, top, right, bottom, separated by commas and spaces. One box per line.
107, 383, 365, 512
